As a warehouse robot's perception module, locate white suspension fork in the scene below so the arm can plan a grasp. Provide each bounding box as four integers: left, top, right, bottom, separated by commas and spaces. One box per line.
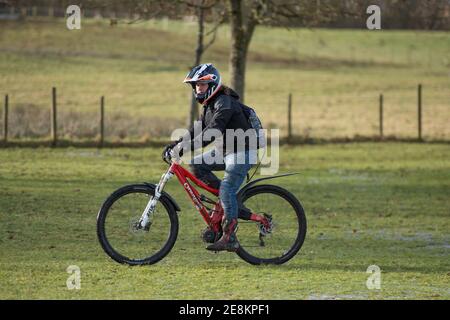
139, 169, 173, 229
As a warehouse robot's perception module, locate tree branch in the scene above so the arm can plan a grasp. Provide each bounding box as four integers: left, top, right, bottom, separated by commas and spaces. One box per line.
180, 0, 218, 10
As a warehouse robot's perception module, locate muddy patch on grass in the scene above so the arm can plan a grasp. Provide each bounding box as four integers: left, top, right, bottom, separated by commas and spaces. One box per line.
369, 230, 450, 254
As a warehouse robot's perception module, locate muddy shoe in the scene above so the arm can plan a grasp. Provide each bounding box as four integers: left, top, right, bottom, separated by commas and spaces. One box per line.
206, 218, 239, 252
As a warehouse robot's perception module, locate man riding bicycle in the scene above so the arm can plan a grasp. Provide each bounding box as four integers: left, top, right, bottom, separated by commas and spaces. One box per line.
163, 63, 262, 252
97, 65, 306, 264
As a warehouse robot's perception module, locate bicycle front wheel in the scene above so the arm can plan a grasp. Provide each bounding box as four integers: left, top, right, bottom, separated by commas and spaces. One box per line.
96, 184, 179, 265
236, 184, 307, 265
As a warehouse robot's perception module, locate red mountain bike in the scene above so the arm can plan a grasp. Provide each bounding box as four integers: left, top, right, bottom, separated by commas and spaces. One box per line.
97, 151, 307, 265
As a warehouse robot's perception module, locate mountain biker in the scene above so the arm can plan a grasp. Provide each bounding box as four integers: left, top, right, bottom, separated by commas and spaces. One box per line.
163, 63, 262, 252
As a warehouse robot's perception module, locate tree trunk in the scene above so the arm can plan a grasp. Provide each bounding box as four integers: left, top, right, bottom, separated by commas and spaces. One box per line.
228, 0, 256, 103
229, 38, 248, 102
188, 3, 205, 126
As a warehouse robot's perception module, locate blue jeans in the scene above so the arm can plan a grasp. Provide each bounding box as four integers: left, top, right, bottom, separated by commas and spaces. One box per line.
189, 149, 257, 220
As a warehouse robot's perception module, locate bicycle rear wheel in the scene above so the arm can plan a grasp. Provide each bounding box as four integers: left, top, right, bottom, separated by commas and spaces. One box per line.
97, 184, 179, 265
236, 184, 307, 265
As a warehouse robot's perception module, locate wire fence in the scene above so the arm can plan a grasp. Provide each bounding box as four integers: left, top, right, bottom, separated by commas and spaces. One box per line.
1, 84, 449, 147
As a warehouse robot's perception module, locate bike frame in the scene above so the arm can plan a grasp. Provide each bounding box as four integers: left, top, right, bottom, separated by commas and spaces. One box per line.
170, 160, 219, 228
138, 159, 269, 232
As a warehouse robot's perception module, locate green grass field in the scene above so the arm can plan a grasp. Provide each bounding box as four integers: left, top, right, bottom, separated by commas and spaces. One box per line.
0, 143, 449, 299
0, 18, 449, 140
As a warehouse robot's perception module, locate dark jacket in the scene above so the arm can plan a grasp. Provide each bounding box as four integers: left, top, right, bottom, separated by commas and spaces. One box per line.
179, 86, 256, 155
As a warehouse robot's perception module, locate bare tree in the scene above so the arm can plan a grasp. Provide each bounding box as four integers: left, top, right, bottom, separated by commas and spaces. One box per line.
225, 0, 348, 102
418, 0, 449, 30
182, 0, 226, 125
79, 0, 225, 125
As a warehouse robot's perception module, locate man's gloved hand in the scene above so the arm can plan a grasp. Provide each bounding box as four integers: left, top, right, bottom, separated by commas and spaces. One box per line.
170, 143, 184, 159
162, 141, 179, 160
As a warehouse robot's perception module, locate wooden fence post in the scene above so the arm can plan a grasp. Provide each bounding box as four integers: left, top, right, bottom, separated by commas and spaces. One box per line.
51, 87, 57, 146
3, 95, 8, 142
288, 93, 292, 141
100, 96, 105, 147
418, 84, 422, 141
379, 94, 383, 139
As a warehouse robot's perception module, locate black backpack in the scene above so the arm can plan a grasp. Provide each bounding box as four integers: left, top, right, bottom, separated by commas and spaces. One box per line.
239, 103, 265, 149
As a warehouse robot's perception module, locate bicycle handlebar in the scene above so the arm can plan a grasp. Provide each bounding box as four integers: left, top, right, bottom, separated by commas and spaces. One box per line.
162, 148, 181, 165
162, 149, 172, 165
